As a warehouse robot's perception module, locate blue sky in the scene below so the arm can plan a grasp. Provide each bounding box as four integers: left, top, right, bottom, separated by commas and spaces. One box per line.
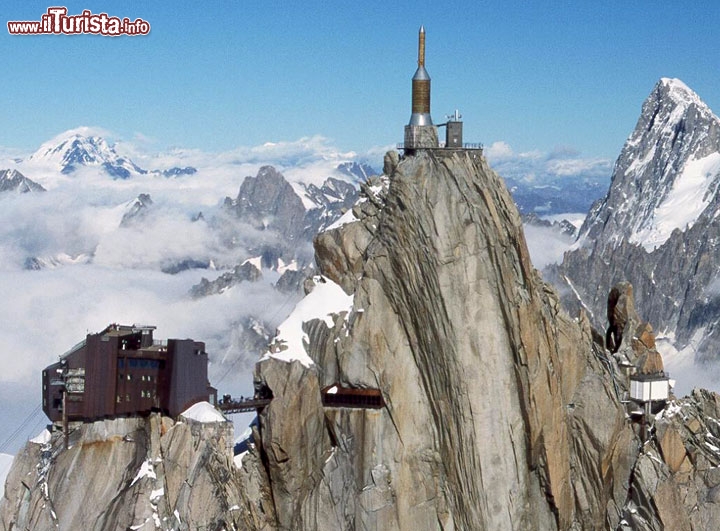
3, 1, 720, 160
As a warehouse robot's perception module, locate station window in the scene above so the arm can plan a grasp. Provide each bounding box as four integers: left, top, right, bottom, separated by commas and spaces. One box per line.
116, 395, 121, 403
125, 394, 130, 402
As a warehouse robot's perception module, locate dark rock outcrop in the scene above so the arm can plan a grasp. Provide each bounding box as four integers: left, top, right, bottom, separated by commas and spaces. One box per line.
190, 261, 262, 298
274, 266, 313, 294
223, 166, 359, 252
227, 166, 308, 243
161, 166, 197, 177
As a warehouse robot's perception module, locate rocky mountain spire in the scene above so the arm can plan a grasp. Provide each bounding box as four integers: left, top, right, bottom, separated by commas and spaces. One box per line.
0, 169, 45, 193
557, 78, 720, 358
242, 149, 636, 530
579, 78, 720, 251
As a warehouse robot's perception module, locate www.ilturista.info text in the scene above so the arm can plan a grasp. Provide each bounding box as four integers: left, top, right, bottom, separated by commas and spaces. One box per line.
8, 7, 150, 36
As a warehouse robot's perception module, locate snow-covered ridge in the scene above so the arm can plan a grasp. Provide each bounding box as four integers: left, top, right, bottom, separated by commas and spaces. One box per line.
24, 128, 146, 180
630, 152, 720, 250
578, 78, 720, 250
621, 79, 720, 249
625, 78, 716, 152
660, 77, 711, 111
262, 276, 353, 368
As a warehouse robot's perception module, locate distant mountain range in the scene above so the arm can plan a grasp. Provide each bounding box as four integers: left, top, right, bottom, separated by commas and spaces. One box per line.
4, 128, 609, 217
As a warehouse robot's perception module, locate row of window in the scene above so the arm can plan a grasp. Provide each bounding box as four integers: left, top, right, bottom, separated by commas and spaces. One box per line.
115, 389, 156, 403
118, 373, 156, 382
117, 358, 161, 369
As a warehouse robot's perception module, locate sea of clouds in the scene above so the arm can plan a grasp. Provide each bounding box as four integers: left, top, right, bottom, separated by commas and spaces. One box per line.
0, 130, 373, 454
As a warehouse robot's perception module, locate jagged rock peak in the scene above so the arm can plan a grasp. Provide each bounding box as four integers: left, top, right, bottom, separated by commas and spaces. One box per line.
190, 260, 262, 298
658, 77, 710, 109
556, 78, 720, 356
227, 165, 307, 242
225, 165, 359, 252
0, 169, 45, 193
578, 77, 720, 251
605, 281, 665, 374
120, 193, 153, 227
248, 149, 636, 530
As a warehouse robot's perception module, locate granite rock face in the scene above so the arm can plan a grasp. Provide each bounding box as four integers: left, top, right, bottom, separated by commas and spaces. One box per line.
620, 389, 720, 530
246, 150, 638, 530
0, 414, 250, 531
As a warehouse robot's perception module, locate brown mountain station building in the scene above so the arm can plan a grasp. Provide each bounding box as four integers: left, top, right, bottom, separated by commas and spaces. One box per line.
42, 324, 217, 423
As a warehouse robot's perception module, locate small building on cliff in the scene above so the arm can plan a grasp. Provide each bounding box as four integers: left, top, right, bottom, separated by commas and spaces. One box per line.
400, 26, 482, 156
42, 324, 217, 423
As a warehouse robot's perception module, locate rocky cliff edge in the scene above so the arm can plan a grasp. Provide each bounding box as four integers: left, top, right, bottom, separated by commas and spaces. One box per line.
247, 150, 637, 530
0, 413, 256, 531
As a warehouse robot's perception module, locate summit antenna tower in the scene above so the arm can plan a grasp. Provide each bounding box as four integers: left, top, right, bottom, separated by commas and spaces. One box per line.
404, 26, 439, 151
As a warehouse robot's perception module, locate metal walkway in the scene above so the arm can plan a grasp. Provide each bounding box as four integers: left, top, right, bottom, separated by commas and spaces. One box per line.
217, 398, 271, 415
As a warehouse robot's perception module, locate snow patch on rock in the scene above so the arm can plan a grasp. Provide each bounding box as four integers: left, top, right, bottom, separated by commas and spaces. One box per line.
130, 459, 157, 487
180, 401, 226, 423
30, 428, 51, 445
262, 276, 353, 367
324, 208, 358, 231
631, 152, 720, 250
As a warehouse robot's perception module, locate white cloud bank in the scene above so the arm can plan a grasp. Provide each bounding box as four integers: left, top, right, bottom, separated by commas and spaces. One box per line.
0, 129, 387, 454
484, 140, 612, 184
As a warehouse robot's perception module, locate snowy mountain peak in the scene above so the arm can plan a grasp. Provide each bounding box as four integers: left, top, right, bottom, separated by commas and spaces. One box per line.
0, 168, 45, 193
578, 78, 720, 250
659, 77, 709, 110
27, 129, 146, 179
560, 78, 720, 362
